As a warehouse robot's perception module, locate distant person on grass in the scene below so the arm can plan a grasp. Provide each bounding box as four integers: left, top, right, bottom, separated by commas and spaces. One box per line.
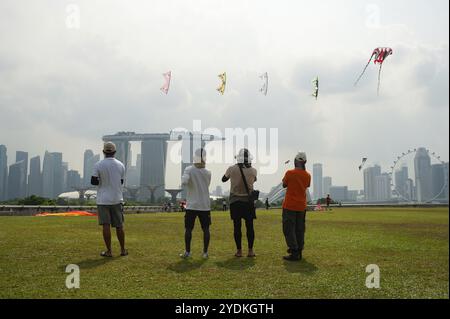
281, 151, 311, 261
326, 194, 332, 211
222, 149, 257, 258
180, 149, 212, 259
91, 142, 127, 258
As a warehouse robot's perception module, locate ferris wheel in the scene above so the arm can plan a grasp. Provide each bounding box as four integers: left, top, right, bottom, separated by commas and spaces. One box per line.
388, 148, 448, 203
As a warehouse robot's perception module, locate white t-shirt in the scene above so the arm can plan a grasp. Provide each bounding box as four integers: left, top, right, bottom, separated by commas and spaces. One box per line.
93, 157, 125, 205
181, 165, 211, 211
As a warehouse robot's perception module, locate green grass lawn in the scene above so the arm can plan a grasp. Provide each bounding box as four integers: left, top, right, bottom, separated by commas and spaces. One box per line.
0, 207, 448, 299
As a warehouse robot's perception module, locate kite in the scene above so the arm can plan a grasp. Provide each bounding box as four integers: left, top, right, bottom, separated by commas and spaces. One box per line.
285, 160, 291, 165
160, 71, 172, 94
35, 211, 97, 217
217, 72, 226, 95
354, 47, 393, 95
358, 158, 368, 171
259, 72, 268, 95
312, 76, 319, 100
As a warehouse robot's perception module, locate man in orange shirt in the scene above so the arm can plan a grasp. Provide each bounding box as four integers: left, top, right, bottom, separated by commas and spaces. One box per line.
281, 151, 311, 261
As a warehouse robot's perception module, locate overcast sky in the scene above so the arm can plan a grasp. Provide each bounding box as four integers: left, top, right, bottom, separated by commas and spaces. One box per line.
0, 0, 448, 193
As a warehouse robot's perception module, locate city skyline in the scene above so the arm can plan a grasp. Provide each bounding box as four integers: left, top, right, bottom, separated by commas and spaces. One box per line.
0, 142, 448, 202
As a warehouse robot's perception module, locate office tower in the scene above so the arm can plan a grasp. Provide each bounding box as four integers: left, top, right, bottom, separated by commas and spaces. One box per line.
0, 145, 7, 201
83, 150, 94, 186
323, 176, 332, 196
375, 173, 391, 201
313, 163, 323, 200
7, 161, 26, 200
405, 179, 415, 201
42, 151, 64, 198
28, 156, 42, 196
414, 147, 432, 202
394, 165, 409, 198
363, 165, 381, 201
62, 162, 69, 192
215, 185, 223, 197
15, 151, 28, 197
431, 163, 446, 201
329, 186, 348, 202
67, 170, 82, 189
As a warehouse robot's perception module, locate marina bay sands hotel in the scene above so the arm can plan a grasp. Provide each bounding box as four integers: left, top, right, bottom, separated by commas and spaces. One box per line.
102, 131, 224, 200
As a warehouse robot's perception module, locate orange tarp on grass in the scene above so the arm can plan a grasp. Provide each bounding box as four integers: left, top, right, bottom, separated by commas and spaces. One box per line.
35, 211, 97, 217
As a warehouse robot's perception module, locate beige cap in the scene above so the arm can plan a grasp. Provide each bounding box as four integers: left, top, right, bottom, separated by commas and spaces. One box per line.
103, 142, 116, 153
295, 151, 307, 162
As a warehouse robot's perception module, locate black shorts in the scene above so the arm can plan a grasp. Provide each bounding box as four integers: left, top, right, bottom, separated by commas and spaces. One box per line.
230, 201, 256, 221
185, 210, 211, 230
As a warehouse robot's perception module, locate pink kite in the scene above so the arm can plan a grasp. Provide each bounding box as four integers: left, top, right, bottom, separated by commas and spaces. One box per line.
160, 71, 172, 94
354, 47, 393, 95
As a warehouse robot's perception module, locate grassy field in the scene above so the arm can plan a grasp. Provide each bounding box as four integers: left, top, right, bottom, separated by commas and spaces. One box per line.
0, 207, 448, 299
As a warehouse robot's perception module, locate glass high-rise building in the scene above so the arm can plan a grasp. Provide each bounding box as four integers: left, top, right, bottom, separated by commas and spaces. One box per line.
323, 176, 332, 196
313, 163, 323, 200
42, 151, 64, 199
363, 165, 381, 201
7, 160, 26, 200
28, 156, 42, 196
414, 147, 432, 202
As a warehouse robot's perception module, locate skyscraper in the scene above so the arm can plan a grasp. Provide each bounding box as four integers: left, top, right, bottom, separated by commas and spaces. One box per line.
313, 163, 323, 200
323, 176, 332, 196
7, 160, 26, 200
67, 170, 82, 190
375, 173, 391, 201
28, 156, 42, 196
394, 165, 409, 198
363, 165, 381, 201
0, 145, 7, 201
15, 151, 28, 198
414, 147, 432, 202
83, 150, 94, 186
431, 163, 446, 201
42, 151, 64, 198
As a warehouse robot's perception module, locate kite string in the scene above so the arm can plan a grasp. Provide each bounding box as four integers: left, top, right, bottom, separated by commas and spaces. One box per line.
354, 58, 373, 87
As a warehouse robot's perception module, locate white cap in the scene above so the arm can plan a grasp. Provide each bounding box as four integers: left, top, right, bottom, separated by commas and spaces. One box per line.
295, 151, 307, 162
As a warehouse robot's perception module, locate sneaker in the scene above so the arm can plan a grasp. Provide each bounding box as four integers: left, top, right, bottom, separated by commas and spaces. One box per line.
180, 251, 191, 258
202, 252, 209, 259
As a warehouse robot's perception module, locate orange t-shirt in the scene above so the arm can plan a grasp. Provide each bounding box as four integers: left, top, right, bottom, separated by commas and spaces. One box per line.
282, 169, 311, 212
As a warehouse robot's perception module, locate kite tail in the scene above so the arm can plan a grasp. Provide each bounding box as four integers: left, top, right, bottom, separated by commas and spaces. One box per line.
377, 63, 383, 96
354, 59, 372, 87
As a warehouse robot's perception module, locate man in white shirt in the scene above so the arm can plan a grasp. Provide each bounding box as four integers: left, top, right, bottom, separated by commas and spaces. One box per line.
91, 142, 127, 257
180, 149, 212, 259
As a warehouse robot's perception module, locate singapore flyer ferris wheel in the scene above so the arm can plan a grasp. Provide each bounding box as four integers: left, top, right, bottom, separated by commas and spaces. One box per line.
388, 148, 448, 203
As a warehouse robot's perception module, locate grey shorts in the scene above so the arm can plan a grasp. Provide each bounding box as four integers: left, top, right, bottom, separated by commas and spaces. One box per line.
97, 204, 124, 228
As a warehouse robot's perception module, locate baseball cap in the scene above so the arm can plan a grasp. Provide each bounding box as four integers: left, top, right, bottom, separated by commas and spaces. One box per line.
103, 142, 116, 153
236, 148, 253, 163
295, 151, 307, 162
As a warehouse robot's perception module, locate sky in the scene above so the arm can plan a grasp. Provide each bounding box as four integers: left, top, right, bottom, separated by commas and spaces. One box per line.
0, 0, 448, 193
